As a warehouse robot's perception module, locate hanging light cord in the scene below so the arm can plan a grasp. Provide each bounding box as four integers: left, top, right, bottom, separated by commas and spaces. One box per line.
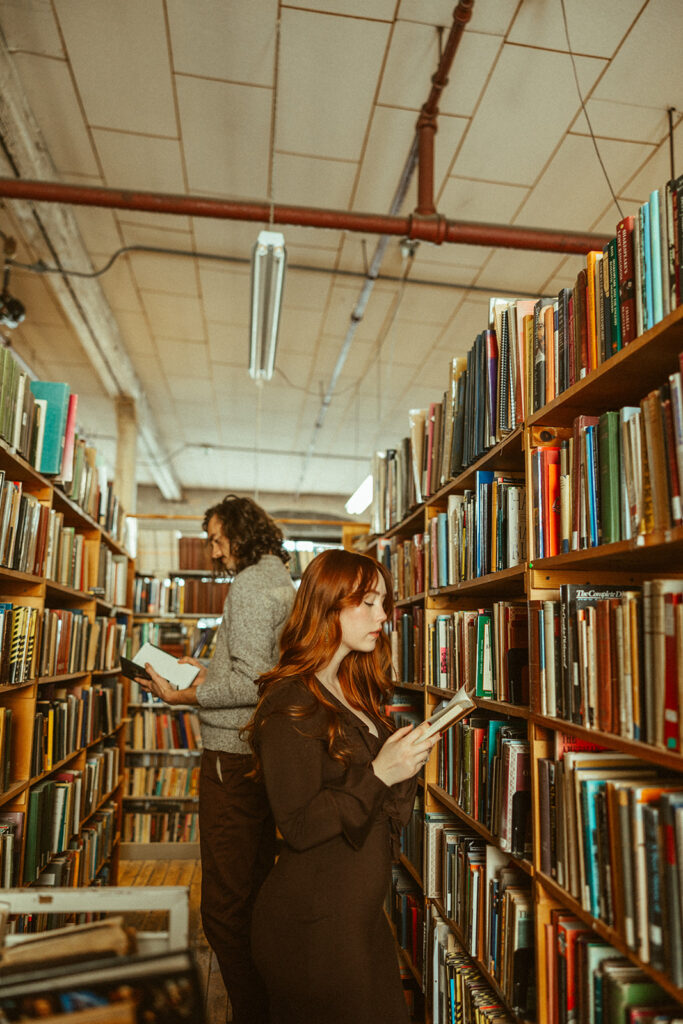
559, 0, 623, 219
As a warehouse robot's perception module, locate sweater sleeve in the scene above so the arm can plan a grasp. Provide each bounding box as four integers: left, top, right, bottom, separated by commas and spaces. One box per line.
197, 573, 280, 710
256, 709, 389, 852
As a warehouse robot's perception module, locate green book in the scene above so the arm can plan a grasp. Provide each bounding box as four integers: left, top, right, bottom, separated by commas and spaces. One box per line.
28, 381, 70, 475
598, 410, 621, 545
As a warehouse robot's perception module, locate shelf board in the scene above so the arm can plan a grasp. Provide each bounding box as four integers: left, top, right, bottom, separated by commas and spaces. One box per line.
433, 425, 525, 503
0, 778, 28, 807
529, 523, 683, 576
536, 870, 683, 1005
428, 563, 526, 600
394, 681, 425, 693
399, 852, 423, 890
425, 686, 529, 720
532, 713, 683, 772
123, 794, 198, 802
37, 671, 89, 685
124, 747, 201, 756
395, 592, 426, 607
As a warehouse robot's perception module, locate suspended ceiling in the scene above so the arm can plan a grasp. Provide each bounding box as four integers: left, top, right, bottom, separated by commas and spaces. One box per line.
0, 0, 680, 508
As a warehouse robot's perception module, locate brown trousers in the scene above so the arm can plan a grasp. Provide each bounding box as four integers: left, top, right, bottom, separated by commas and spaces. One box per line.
199, 749, 276, 1024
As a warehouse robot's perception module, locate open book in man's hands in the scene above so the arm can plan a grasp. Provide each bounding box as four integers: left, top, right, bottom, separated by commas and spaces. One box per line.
420, 686, 476, 740
122, 642, 200, 690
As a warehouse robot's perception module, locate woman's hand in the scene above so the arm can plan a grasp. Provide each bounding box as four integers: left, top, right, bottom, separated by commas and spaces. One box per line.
371, 721, 437, 787
135, 663, 200, 706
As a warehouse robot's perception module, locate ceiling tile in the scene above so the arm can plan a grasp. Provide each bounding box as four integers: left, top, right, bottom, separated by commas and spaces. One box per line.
380, 23, 502, 119
323, 282, 398, 343
283, 269, 334, 313
398, 0, 518, 36
276, 309, 324, 357
199, 266, 250, 325
620, 129, 683, 200
594, 0, 683, 111
575, 100, 676, 147
508, 0, 644, 58
515, 133, 655, 233
277, 8, 390, 160
453, 43, 606, 186
476, 248, 569, 297
157, 340, 210, 375
129, 251, 199, 297
167, 0, 277, 86
353, 106, 467, 213
98, 255, 143, 313
114, 310, 156, 355
177, 76, 271, 198
70, 208, 123, 256
54, 0, 177, 135
92, 129, 185, 192
287, 0, 395, 17
165, 375, 213, 403
11, 53, 99, 177
13, 273, 68, 327
119, 221, 194, 252
207, 322, 245, 366
0, 0, 63, 55
54, 361, 107, 397
274, 153, 357, 209
141, 291, 206, 341
439, 177, 529, 224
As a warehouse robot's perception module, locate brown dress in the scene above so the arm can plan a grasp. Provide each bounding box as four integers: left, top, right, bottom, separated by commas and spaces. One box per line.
250, 678, 418, 1024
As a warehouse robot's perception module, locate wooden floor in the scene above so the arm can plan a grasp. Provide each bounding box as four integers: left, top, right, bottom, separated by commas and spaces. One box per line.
118, 857, 229, 1024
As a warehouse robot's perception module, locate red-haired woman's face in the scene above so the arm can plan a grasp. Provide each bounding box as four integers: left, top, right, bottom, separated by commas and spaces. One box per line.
337, 572, 387, 657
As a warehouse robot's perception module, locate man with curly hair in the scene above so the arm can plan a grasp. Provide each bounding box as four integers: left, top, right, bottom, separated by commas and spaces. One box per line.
139, 495, 295, 1024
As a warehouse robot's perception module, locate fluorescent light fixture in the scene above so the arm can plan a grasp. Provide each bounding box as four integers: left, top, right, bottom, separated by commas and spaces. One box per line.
249, 229, 286, 381
345, 474, 373, 516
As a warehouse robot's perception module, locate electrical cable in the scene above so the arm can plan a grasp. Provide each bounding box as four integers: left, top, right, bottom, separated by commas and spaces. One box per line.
559, 0, 624, 219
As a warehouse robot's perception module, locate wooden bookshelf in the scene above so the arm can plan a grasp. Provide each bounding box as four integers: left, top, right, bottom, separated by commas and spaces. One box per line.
373, 302, 683, 1022
0, 439, 133, 896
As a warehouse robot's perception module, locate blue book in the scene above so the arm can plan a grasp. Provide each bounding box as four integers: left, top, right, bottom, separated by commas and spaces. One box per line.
475, 470, 494, 577
28, 382, 71, 475
585, 424, 599, 547
640, 202, 654, 331
580, 777, 605, 918
437, 512, 448, 588
649, 189, 664, 325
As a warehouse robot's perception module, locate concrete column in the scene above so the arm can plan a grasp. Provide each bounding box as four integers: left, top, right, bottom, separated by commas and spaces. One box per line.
115, 396, 138, 515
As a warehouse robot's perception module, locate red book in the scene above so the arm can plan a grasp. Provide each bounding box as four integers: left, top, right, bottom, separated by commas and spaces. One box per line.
617, 216, 637, 344
541, 447, 561, 558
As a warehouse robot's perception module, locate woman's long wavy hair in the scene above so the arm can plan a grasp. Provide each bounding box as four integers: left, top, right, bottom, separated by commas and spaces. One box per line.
244, 549, 395, 770
203, 494, 289, 574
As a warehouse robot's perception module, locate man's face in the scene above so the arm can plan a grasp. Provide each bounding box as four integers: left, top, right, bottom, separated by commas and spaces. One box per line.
206, 514, 236, 574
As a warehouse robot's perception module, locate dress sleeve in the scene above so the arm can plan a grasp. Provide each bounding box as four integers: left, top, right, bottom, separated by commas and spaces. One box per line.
256, 710, 389, 852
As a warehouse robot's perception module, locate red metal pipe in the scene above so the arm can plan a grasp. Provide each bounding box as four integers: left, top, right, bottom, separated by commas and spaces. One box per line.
416, 0, 474, 216
0, 177, 612, 255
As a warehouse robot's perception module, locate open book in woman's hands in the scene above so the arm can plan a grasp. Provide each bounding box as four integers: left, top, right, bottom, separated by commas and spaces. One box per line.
420, 686, 476, 740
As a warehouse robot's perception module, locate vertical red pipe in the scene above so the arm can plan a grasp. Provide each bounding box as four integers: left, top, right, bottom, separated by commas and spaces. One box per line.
415, 0, 475, 218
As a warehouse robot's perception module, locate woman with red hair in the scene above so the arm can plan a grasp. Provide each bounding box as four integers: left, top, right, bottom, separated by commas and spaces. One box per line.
245, 549, 436, 1024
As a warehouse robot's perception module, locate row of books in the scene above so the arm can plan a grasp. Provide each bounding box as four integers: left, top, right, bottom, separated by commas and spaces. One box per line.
436, 716, 531, 860
37, 608, 125, 678
388, 532, 425, 600
399, 792, 423, 879
372, 181, 683, 539
537, 742, 683, 986
389, 607, 425, 685
23, 769, 117, 884
122, 806, 199, 843
0, 353, 128, 541
531, 579, 683, 751
530, 362, 683, 559
0, 811, 21, 887
123, 763, 200, 799
0, 707, 12, 794
427, 603, 529, 706
544, 907, 675, 1024
125, 708, 202, 751
429, 907, 516, 1024
30, 682, 124, 777
388, 863, 424, 975
133, 575, 229, 616
98, 546, 128, 606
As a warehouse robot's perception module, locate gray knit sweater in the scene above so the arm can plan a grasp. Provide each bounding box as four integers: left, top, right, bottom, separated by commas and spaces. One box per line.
196, 554, 295, 753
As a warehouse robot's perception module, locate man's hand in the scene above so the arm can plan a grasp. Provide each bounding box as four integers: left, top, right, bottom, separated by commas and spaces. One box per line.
178, 655, 208, 687
135, 663, 201, 706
